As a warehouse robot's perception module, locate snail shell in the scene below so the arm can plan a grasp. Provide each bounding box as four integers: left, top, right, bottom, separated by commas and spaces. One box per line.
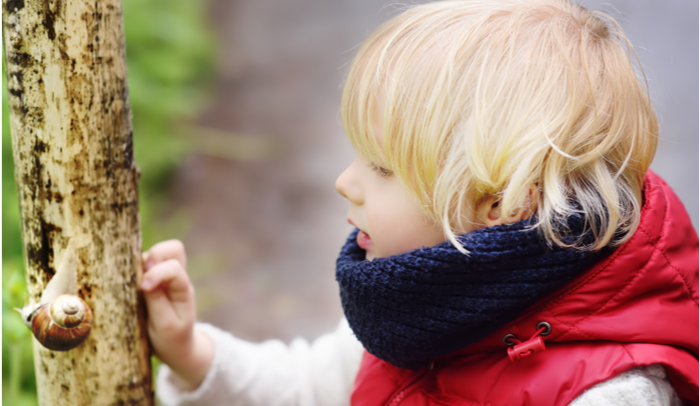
30, 294, 93, 351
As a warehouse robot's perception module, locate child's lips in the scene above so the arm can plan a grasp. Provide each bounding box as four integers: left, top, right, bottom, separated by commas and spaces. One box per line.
357, 230, 373, 250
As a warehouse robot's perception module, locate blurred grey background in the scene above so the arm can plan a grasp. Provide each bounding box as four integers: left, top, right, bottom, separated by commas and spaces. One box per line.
168, 0, 698, 342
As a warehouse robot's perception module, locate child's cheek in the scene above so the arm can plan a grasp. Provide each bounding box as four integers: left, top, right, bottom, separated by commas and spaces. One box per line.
368, 195, 444, 258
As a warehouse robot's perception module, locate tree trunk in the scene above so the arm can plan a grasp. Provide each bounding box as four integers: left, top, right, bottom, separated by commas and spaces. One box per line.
3, 0, 152, 404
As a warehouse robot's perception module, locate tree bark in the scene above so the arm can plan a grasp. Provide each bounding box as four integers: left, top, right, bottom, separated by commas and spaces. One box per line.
3, 0, 152, 404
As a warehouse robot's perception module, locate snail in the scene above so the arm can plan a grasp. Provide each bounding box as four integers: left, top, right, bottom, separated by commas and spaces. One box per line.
28, 294, 93, 351
16, 239, 93, 351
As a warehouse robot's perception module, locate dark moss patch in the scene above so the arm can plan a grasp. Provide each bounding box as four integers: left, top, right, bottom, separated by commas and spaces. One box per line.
42, 0, 57, 41
4, 0, 25, 12
8, 52, 33, 68
26, 215, 62, 278
8, 87, 23, 97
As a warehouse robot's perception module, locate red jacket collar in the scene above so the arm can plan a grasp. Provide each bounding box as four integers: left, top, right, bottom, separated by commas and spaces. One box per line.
449, 170, 699, 358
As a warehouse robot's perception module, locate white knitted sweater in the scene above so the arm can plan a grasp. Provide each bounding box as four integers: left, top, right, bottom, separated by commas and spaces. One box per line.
156, 321, 683, 406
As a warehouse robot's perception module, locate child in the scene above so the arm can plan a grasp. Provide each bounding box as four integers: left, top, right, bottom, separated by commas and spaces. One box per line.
140, 0, 699, 405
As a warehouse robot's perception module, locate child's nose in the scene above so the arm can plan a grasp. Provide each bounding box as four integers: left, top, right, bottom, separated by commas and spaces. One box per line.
335, 160, 363, 205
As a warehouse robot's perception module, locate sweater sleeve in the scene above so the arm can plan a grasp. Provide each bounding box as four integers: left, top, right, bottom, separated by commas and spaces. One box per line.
568, 365, 684, 406
156, 319, 364, 406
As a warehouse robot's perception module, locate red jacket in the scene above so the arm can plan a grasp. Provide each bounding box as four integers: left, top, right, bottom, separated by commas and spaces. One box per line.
352, 171, 699, 406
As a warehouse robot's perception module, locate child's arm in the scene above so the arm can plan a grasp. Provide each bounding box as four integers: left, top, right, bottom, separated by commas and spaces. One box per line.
141, 241, 364, 406
155, 319, 363, 406
140, 240, 215, 390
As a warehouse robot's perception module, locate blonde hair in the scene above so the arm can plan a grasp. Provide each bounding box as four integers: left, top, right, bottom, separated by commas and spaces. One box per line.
341, 0, 658, 252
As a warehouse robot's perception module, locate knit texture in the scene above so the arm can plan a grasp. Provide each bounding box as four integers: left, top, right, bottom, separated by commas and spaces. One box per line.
335, 218, 602, 369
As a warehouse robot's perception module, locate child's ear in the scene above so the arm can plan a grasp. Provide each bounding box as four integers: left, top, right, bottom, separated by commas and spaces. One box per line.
486, 200, 502, 223
482, 185, 539, 227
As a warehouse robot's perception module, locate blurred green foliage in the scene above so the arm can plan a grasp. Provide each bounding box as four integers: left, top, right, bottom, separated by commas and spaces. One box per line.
2, 0, 216, 403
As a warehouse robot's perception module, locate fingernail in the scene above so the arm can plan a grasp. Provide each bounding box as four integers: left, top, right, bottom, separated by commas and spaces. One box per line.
141, 280, 153, 290
143, 260, 154, 270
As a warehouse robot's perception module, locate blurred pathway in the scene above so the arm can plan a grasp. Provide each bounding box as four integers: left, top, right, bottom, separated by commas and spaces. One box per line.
169, 0, 698, 343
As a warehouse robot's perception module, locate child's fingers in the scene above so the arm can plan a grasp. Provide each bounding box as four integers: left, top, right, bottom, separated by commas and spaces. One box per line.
142, 240, 187, 270
140, 259, 192, 301
141, 260, 196, 331
142, 284, 181, 333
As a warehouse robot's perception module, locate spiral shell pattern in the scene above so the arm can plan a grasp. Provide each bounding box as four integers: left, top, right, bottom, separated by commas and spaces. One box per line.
31, 294, 93, 351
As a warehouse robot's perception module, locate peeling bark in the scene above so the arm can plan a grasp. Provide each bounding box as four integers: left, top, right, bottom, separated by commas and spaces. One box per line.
3, 0, 152, 404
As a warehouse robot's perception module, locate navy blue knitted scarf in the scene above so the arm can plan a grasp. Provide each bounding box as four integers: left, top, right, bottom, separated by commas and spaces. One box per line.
336, 218, 602, 369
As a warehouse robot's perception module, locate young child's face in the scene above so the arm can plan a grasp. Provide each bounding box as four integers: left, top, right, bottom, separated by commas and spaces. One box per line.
335, 155, 447, 260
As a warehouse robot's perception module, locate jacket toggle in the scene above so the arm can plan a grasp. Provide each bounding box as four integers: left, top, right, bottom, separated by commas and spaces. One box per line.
503, 321, 551, 361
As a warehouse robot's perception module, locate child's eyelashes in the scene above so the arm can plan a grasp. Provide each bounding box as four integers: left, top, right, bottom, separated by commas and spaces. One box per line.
368, 163, 393, 177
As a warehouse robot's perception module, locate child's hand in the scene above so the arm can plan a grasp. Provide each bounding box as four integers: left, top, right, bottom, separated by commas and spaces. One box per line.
140, 240, 214, 390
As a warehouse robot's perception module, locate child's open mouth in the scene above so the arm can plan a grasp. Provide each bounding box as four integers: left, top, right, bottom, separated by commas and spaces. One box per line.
357, 230, 373, 250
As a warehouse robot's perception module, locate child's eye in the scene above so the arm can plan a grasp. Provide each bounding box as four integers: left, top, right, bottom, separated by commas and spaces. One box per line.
369, 163, 393, 177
